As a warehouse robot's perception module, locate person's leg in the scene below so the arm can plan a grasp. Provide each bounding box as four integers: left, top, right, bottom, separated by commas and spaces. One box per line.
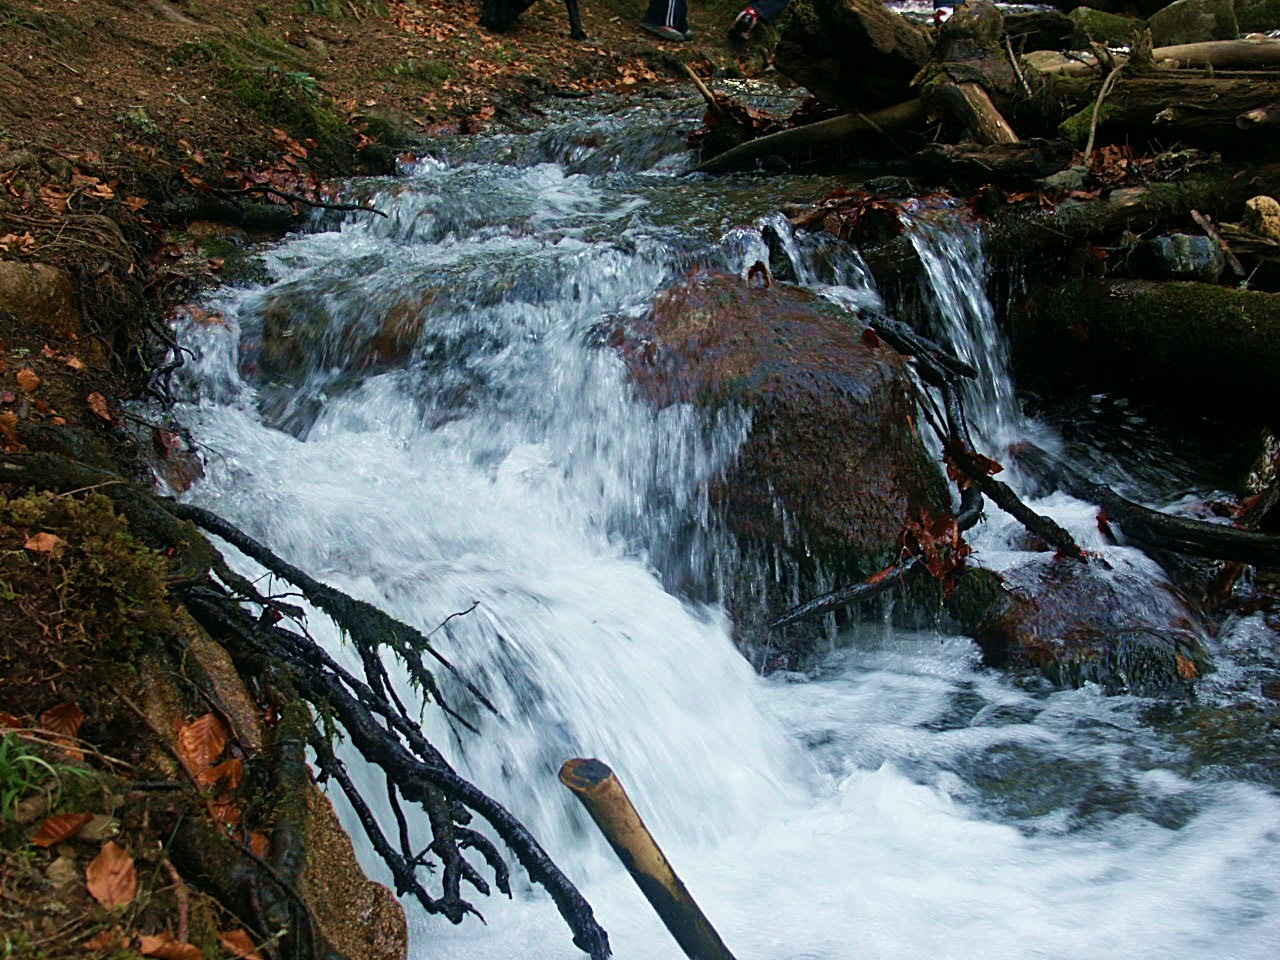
752, 0, 790, 22
642, 0, 689, 37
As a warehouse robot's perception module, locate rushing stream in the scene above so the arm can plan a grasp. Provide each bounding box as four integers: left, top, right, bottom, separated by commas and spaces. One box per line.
172, 95, 1279, 959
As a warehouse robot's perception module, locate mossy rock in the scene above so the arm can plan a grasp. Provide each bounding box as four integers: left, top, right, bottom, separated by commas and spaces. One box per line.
1068, 7, 1144, 47
1236, 0, 1280, 32
1149, 0, 1238, 46
0, 491, 175, 715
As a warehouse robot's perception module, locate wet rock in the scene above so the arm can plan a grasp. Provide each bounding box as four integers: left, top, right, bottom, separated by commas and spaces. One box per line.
1149, 0, 1238, 46
774, 0, 932, 112
1144, 232, 1225, 282
0, 261, 82, 341
1244, 195, 1280, 242
1039, 164, 1089, 194
256, 286, 433, 379
973, 556, 1211, 694
303, 786, 407, 960
621, 271, 948, 659
1068, 7, 1144, 47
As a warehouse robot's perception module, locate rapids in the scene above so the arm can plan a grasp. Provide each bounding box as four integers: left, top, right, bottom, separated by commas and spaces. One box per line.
171, 94, 1279, 959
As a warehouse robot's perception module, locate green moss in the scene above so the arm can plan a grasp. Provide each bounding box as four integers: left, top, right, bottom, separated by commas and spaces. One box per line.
1058, 101, 1119, 144
0, 491, 176, 710
197, 236, 269, 285
375, 58, 452, 89
0, 0, 80, 44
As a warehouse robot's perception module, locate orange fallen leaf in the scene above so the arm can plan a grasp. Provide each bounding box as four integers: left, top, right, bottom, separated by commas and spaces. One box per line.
176, 713, 229, 772
1176, 654, 1199, 680
246, 831, 269, 859
65, 356, 86, 371
138, 932, 203, 960
15, 368, 40, 392
196, 757, 243, 790
87, 391, 111, 422
218, 929, 263, 960
39, 703, 84, 738
24, 532, 67, 556
32, 812, 94, 848
0, 711, 24, 728
85, 841, 136, 909
82, 928, 128, 952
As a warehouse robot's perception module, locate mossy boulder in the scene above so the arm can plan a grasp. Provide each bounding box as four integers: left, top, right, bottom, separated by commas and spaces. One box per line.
0, 261, 81, 341
1068, 7, 1144, 46
972, 555, 1211, 695
1236, 0, 1280, 32
1149, 0, 1239, 45
619, 271, 948, 662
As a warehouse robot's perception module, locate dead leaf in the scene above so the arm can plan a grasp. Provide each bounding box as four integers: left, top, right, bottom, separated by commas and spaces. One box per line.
246, 832, 269, 859
87, 391, 111, 422
65, 356, 86, 371
196, 757, 243, 790
32, 812, 94, 848
1176, 653, 1199, 680
85, 841, 136, 909
218, 929, 263, 960
0, 711, 24, 728
15, 368, 40, 392
24, 532, 66, 556
82, 927, 128, 952
39, 703, 84, 737
138, 932, 203, 960
176, 713, 229, 772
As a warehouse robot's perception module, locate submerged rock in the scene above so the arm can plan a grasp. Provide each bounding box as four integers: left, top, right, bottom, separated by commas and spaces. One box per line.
973, 555, 1212, 695
620, 270, 948, 662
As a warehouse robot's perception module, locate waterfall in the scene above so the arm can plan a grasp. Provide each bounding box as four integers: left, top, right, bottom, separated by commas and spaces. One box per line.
174, 97, 1280, 960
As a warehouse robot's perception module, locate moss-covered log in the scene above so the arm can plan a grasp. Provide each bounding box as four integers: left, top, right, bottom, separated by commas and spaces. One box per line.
1012, 278, 1280, 413
1050, 75, 1280, 149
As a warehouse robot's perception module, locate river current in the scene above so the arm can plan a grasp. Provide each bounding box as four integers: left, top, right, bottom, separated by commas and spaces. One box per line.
171, 94, 1279, 959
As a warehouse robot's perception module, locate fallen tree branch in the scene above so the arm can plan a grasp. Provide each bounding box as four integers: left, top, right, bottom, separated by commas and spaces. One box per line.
689, 100, 926, 175
1016, 443, 1280, 567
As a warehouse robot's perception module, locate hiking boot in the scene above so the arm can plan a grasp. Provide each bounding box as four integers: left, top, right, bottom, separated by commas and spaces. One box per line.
641, 21, 688, 42
728, 7, 759, 41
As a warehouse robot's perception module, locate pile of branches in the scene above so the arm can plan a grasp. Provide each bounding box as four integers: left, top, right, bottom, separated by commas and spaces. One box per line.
0, 452, 611, 960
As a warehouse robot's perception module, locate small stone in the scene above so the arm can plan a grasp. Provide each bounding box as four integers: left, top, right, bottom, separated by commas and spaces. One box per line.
46, 855, 78, 888
1243, 196, 1280, 242
1262, 680, 1280, 700
1145, 233, 1225, 283
1040, 165, 1089, 194
76, 814, 120, 842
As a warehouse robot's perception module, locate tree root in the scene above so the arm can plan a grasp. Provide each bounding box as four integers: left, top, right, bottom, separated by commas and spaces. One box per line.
0, 452, 611, 960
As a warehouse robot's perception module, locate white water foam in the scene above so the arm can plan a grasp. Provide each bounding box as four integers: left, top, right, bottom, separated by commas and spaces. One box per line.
176, 102, 1280, 960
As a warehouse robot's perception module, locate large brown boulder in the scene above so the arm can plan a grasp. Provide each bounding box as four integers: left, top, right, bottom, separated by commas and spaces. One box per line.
620, 271, 948, 662
774, 0, 932, 112
973, 556, 1212, 694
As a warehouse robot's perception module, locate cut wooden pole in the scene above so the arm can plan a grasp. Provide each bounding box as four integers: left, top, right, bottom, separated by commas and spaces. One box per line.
558, 759, 737, 960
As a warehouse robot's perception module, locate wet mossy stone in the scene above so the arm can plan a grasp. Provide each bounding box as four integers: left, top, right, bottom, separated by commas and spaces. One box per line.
621, 270, 949, 578
1149, 0, 1239, 45
1068, 7, 1144, 47
1236, 0, 1280, 33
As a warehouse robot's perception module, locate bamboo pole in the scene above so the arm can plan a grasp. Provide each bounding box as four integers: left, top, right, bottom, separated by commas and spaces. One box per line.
558, 759, 737, 960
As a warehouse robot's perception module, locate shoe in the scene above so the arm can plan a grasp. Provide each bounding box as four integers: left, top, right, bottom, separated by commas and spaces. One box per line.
641, 21, 688, 42
729, 7, 759, 41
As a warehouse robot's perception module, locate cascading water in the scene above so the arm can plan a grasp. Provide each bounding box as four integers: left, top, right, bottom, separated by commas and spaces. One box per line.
173, 96, 1280, 959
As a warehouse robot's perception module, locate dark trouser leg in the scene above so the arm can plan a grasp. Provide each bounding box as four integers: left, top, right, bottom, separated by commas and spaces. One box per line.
642, 0, 688, 32
751, 0, 790, 23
